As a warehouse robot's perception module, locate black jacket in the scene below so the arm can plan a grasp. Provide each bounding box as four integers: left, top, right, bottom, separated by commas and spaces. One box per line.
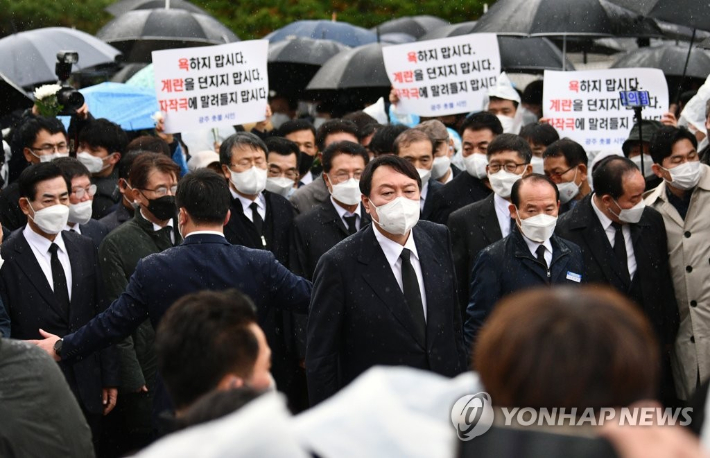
429, 172, 491, 225
76, 219, 109, 251
306, 221, 467, 405
421, 179, 443, 221
0, 182, 24, 231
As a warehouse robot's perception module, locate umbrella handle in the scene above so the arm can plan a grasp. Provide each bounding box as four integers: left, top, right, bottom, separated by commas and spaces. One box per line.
675, 28, 696, 105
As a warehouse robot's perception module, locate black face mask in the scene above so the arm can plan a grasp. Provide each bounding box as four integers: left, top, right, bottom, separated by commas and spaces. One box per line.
146, 195, 177, 221
299, 151, 315, 176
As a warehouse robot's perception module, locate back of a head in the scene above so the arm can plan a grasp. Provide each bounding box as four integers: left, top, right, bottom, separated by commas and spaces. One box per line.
475, 286, 659, 410
460, 111, 503, 137
649, 126, 697, 165
315, 119, 359, 151
522, 80, 544, 107
156, 289, 259, 410
176, 387, 263, 430
520, 123, 559, 147
78, 118, 128, 154
487, 133, 532, 163
126, 135, 171, 157
543, 138, 588, 167
592, 156, 638, 199
369, 124, 409, 157
176, 169, 231, 225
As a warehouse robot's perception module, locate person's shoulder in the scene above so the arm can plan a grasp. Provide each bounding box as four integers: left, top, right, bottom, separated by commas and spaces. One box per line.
294, 201, 326, 227
449, 196, 487, 222
641, 204, 665, 227
553, 233, 582, 256
417, 219, 447, 236
264, 190, 292, 209
62, 229, 95, 250
320, 225, 370, 263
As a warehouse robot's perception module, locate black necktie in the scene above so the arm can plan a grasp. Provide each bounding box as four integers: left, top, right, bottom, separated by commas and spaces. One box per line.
400, 248, 426, 342
611, 222, 631, 283
250, 202, 263, 236
536, 245, 547, 268
343, 215, 358, 235
48, 243, 70, 317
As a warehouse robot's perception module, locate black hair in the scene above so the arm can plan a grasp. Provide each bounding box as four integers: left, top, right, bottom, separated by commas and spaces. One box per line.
315, 119, 359, 151
342, 111, 378, 134
78, 118, 128, 154
460, 111, 503, 137
175, 169, 231, 225
18, 116, 67, 150
18, 162, 71, 201
265, 137, 300, 167
359, 122, 380, 141
368, 124, 409, 156
649, 126, 698, 165
511, 173, 560, 207
53, 157, 90, 182
176, 387, 263, 430
520, 123, 560, 147
322, 141, 369, 173
592, 156, 639, 200
490, 95, 519, 109
393, 129, 433, 156
487, 133, 532, 163
542, 138, 588, 167
522, 80, 544, 105
118, 150, 146, 181
359, 154, 421, 197
278, 119, 316, 139
156, 289, 259, 410
219, 132, 267, 166
126, 135, 171, 158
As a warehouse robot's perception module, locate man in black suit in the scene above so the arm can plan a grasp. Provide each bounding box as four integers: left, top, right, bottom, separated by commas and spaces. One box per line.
306, 155, 467, 405
0, 162, 119, 444
30, 170, 311, 419
555, 156, 679, 404
54, 157, 109, 250
220, 132, 293, 265
464, 174, 585, 348
394, 128, 443, 221
448, 134, 533, 312
429, 112, 500, 224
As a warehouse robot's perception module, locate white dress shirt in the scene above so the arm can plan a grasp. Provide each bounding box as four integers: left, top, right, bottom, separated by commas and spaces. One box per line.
63, 223, 81, 234
300, 171, 314, 186
419, 181, 430, 213
521, 233, 553, 267
231, 188, 266, 222
493, 193, 512, 237
24, 225, 73, 300
185, 230, 225, 239
331, 196, 362, 232
591, 196, 637, 279
141, 209, 175, 245
372, 224, 428, 321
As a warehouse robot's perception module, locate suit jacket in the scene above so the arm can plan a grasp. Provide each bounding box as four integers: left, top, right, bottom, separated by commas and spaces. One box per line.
289, 176, 330, 215
77, 219, 109, 251
60, 233, 312, 413
0, 182, 25, 231
464, 228, 584, 348
448, 194, 503, 313
429, 172, 491, 225
421, 179, 443, 221
98, 203, 133, 233
306, 222, 467, 405
0, 229, 119, 415
224, 191, 293, 265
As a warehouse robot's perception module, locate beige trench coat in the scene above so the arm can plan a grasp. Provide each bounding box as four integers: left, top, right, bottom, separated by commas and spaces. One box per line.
645, 164, 710, 400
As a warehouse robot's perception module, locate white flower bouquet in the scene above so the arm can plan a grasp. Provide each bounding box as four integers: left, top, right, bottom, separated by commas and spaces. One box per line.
33, 84, 63, 117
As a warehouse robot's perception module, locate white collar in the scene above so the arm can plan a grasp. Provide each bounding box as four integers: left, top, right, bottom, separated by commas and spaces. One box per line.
521, 231, 553, 257
64, 223, 81, 234
372, 223, 419, 269
300, 171, 314, 185
420, 180, 430, 200
231, 188, 266, 212
493, 193, 511, 215
23, 224, 67, 254
141, 209, 174, 232
185, 230, 225, 239
330, 196, 362, 219
591, 194, 613, 230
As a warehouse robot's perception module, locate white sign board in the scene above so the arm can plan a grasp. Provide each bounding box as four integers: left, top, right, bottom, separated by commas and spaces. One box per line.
542, 68, 669, 150
382, 34, 501, 117
152, 40, 269, 133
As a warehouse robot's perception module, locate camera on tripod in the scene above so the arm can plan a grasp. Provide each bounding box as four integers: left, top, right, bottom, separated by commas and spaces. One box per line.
55, 51, 85, 115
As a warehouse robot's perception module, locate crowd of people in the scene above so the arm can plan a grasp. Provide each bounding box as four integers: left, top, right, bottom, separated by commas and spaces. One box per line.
0, 70, 709, 458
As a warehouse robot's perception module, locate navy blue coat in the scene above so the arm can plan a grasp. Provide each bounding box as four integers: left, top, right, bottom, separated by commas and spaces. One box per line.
464, 228, 585, 348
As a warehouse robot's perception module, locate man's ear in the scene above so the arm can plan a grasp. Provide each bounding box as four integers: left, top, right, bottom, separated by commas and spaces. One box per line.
22, 148, 34, 164
19, 197, 31, 216
651, 163, 666, 180
508, 203, 518, 220
523, 164, 533, 176
578, 163, 588, 181
109, 152, 121, 166
361, 195, 371, 215
223, 209, 231, 226
221, 164, 231, 181
216, 374, 244, 391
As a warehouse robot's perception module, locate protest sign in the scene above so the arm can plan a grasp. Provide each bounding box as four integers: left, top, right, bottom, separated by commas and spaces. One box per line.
152, 40, 269, 133
542, 68, 669, 150
382, 34, 501, 117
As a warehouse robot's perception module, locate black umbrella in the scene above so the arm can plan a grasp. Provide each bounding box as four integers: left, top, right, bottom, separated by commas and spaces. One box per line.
268, 37, 349, 97
611, 44, 710, 79
604, 0, 710, 33
109, 62, 150, 83
96, 9, 239, 63
373, 15, 449, 39
0, 72, 32, 120
0, 27, 122, 88
419, 23, 575, 73
305, 43, 391, 115
106, 0, 209, 17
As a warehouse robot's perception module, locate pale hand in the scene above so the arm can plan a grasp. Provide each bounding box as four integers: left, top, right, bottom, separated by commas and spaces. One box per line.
155, 118, 174, 145
27, 328, 61, 361
254, 105, 273, 131
660, 112, 678, 127
103, 388, 118, 415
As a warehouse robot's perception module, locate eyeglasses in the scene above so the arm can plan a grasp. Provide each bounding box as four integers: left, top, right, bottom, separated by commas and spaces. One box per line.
72, 184, 97, 199
488, 162, 527, 173
140, 184, 177, 197
30, 142, 68, 155
268, 164, 299, 180
547, 166, 576, 180
330, 171, 362, 183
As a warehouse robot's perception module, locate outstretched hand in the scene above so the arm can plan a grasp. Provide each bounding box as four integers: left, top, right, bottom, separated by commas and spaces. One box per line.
27, 328, 61, 361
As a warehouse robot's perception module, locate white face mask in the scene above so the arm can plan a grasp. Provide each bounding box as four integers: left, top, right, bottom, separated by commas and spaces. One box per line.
517, 211, 558, 243
611, 199, 645, 224
431, 156, 451, 180
530, 156, 544, 174
557, 168, 580, 204
496, 114, 517, 134
313, 117, 328, 130
417, 167, 431, 184
663, 160, 701, 191
77, 152, 110, 174
631, 154, 654, 178
264, 176, 294, 198
230, 167, 267, 195
330, 177, 361, 206
270, 113, 291, 129
68, 200, 93, 225
31, 151, 69, 163
28, 202, 70, 234
370, 196, 420, 235
488, 169, 525, 199
463, 153, 488, 179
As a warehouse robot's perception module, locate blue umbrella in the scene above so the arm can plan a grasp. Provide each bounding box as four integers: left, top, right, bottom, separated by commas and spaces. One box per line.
80, 82, 158, 131
266, 20, 377, 47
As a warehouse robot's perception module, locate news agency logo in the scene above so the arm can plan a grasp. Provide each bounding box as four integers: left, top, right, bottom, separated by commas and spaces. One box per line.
450, 392, 494, 441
